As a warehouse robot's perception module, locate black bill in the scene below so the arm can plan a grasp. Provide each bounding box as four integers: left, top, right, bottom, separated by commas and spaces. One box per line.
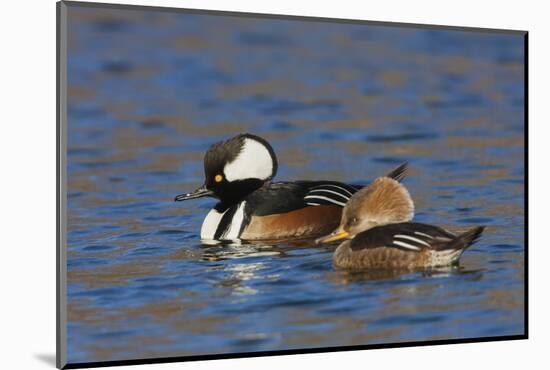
174, 185, 214, 201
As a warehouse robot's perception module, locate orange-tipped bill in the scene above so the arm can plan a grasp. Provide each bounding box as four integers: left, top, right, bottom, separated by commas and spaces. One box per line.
316, 228, 350, 244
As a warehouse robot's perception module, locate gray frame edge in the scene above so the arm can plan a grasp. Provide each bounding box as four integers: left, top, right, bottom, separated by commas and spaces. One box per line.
57, 1, 68, 368
62, 0, 527, 35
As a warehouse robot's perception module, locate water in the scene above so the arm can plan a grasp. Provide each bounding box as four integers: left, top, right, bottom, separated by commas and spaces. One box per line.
65, 5, 525, 364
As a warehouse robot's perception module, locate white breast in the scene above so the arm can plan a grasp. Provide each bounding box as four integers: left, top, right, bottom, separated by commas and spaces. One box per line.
200, 208, 226, 240
221, 201, 247, 240
200, 201, 247, 241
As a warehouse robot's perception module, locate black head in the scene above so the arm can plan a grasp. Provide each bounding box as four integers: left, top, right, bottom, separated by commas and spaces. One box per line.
175, 133, 278, 205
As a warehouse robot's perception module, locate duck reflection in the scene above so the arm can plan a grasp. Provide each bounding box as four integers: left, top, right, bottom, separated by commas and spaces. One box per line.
218, 262, 268, 296
199, 237, 329, 261
327, 265, 484, 285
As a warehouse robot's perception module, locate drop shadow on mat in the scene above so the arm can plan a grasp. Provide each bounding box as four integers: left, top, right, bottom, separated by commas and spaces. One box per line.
34, 353, 56, 367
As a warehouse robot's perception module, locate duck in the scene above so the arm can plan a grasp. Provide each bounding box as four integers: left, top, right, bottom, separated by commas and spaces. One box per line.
316, 176, 485, 270
174, 133, 408, 242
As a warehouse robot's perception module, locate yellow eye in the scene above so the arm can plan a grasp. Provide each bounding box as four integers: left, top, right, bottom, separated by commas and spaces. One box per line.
214, 174, 223, 183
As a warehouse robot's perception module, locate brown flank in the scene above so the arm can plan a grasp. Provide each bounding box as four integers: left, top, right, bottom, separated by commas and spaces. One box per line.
241, 205, 342, 240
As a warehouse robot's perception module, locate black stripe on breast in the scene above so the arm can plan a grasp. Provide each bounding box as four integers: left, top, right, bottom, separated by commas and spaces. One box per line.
214, 204, 239, 240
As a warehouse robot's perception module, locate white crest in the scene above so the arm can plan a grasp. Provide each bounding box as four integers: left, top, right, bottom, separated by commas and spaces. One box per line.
224, 138, 274, 182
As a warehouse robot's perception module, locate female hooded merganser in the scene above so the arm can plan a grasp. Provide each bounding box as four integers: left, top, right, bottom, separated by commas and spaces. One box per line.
316, 176, 485, 270
175, 133, 408, 242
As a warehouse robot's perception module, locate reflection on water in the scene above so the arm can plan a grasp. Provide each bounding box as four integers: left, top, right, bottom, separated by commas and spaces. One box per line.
65, 4, 525, 364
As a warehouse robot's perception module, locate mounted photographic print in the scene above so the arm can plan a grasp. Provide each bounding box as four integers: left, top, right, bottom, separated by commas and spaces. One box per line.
57, 1, 527, 368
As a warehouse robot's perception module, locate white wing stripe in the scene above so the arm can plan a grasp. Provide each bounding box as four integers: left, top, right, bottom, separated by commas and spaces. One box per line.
393, 240, 421, 251
394, 234, 431, 247
304, 195, 346, 207
306, 202, 320, 206
414, 231, 434, 239
308, 189, 350, 200
311, 184, 353, 196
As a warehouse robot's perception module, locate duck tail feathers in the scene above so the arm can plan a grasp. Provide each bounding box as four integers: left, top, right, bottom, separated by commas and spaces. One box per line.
444, 226, 485, 251
385, 162, 409, 183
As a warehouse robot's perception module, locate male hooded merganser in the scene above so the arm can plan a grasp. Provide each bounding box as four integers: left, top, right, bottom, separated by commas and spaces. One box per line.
175, 133, 408, 242
316, 176, 485, 270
